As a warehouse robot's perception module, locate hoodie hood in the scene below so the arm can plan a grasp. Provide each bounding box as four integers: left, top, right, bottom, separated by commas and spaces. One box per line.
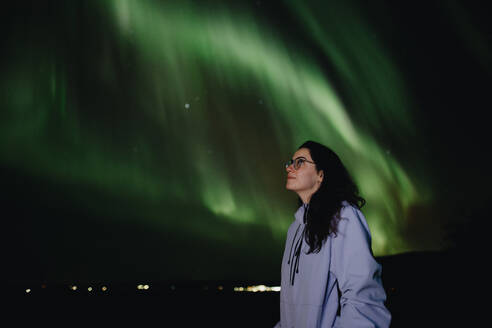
295, 203, 309, 224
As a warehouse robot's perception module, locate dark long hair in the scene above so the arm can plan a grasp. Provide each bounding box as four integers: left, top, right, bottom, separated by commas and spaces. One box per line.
297, 141, 365, 254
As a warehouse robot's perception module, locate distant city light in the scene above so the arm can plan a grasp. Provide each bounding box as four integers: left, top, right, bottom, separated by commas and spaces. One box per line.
101, 286, 108, 291
70, 285, 77, 291
233, 285, 280, 292
25, 288, 31, 293
88, 287, 93, 292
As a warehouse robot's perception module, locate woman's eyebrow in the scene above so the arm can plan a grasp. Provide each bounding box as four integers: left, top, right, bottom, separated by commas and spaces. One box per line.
292, 156, 307, 160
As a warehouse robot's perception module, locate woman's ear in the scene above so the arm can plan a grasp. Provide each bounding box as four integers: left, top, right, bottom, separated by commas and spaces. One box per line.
318, 170, 324, 183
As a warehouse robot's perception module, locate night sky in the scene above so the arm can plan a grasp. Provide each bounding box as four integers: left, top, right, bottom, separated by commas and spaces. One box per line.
2, 0, 490, 284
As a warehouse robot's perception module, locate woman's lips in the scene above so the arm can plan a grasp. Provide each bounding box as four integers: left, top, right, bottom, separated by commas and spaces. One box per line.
287, 176, 296, 179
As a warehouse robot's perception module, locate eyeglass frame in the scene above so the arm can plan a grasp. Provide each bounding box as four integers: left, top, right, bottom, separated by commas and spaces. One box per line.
285, 157, 316, 170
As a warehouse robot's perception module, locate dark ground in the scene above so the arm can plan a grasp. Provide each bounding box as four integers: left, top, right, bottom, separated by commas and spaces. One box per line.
5, 250, 483, 327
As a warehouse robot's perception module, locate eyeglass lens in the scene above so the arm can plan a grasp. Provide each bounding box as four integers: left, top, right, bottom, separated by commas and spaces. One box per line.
286, 158, 304, 170
294, 158, 304, 169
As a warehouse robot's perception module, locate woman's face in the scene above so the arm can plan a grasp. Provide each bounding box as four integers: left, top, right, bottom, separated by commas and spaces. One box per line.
285, 148, 323, 203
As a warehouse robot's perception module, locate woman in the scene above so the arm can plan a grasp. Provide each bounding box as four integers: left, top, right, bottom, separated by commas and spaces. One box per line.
274, 141, 391, 328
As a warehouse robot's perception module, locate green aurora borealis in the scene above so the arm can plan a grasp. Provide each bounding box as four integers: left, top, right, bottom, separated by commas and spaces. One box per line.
2, 1, 490, 282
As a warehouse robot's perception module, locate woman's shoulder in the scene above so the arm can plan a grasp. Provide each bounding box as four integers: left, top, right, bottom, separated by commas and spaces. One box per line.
339, 200, 361, 218
337, 201, 371, 236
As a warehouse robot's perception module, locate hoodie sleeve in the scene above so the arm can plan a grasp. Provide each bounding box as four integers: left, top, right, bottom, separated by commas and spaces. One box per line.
332, 205, 391, 328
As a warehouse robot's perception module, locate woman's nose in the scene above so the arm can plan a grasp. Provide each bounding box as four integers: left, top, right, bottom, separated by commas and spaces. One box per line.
286, 164, 294, 172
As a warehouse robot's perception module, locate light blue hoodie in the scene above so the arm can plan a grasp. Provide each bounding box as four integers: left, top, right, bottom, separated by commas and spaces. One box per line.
274, 202, 391, 328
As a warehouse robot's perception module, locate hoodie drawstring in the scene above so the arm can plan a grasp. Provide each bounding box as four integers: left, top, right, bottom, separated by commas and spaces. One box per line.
288, 224, 305, 286
287, 203, 308, 286
287, 225, 301, 266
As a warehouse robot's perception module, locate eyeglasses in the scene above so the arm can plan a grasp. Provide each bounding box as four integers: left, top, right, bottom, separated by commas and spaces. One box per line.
285, 157, 316, 170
